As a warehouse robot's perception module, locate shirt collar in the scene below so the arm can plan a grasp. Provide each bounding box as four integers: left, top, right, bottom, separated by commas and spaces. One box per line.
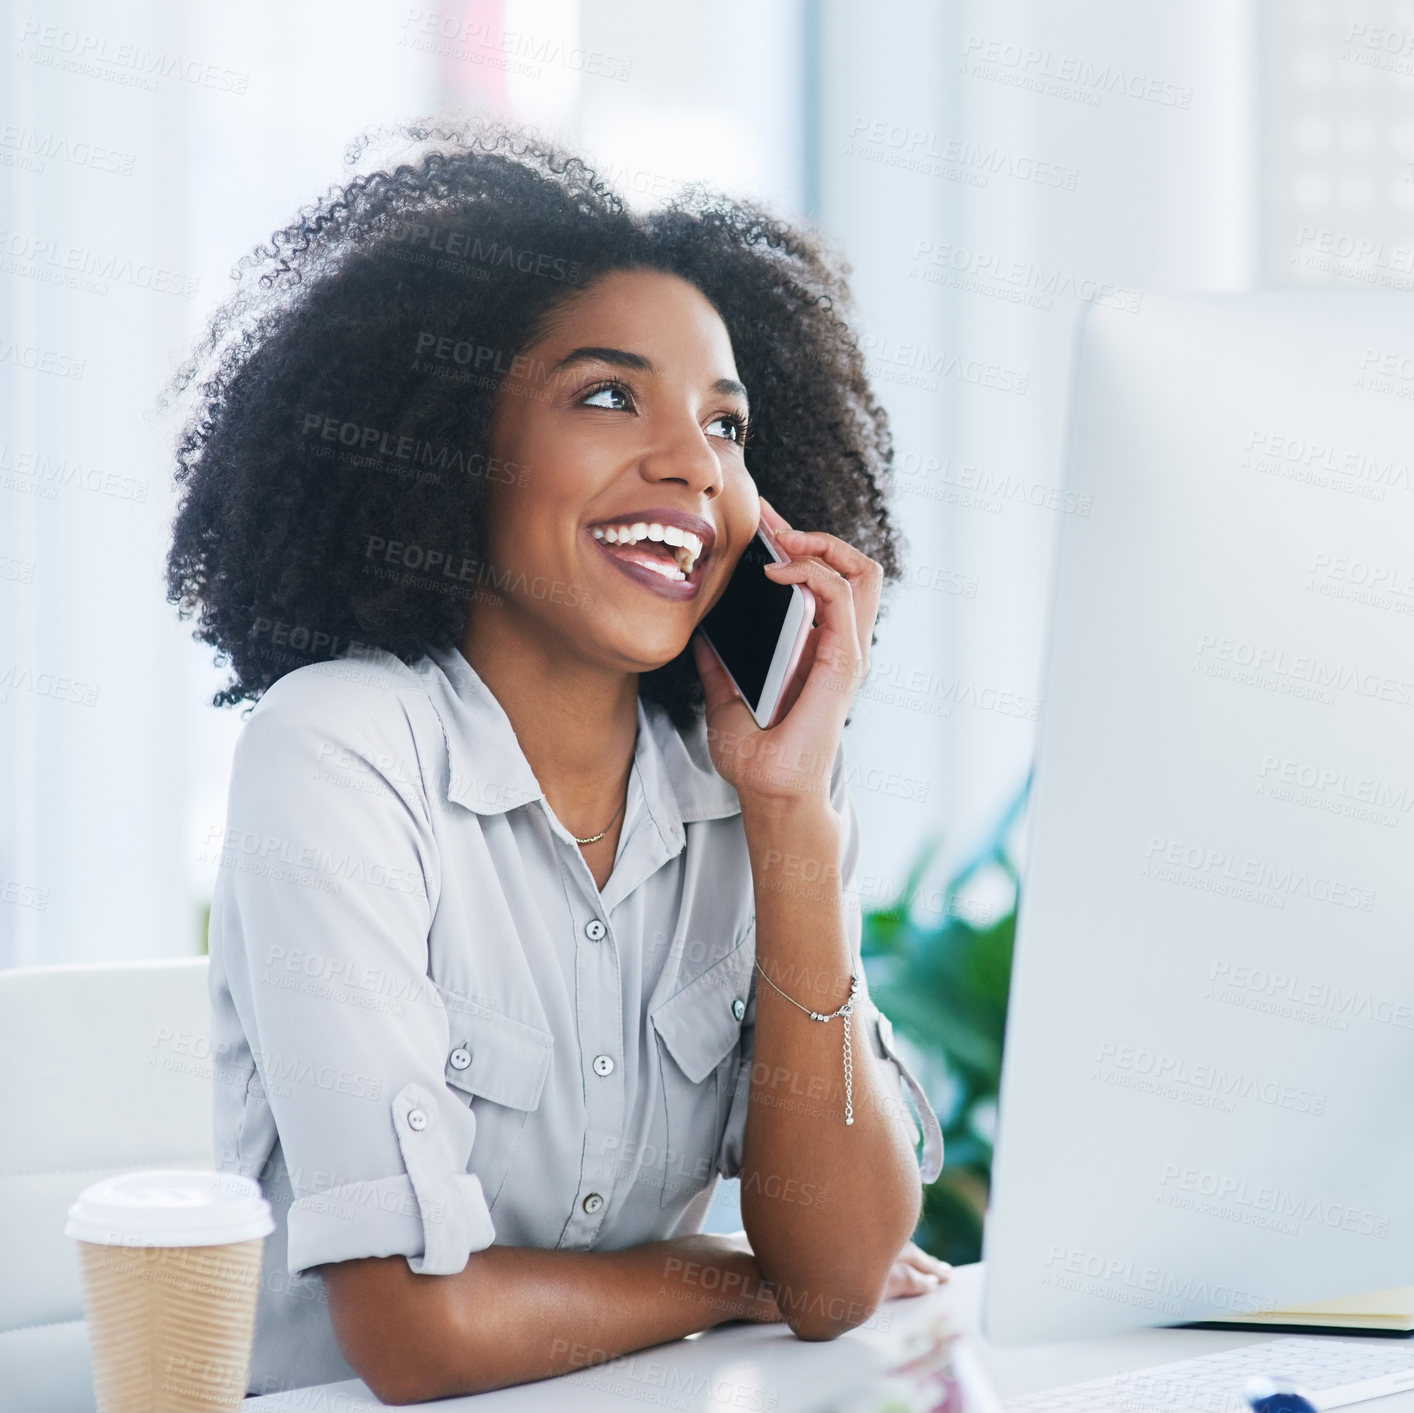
415, 644, 742, 843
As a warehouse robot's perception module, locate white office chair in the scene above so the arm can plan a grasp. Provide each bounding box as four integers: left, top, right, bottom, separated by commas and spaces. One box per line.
0, 958, 215, 1413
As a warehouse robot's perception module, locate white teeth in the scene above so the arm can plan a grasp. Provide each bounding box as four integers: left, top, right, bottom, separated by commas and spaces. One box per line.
590, 521, 707, 577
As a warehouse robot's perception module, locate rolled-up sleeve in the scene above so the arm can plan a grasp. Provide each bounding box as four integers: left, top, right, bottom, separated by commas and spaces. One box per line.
211, 698, 496, 1278
716, 742, 944, 1185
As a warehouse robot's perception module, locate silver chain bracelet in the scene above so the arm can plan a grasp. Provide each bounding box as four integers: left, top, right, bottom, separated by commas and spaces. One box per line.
753, 961, 859, 1125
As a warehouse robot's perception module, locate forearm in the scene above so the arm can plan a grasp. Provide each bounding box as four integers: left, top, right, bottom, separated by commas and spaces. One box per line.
320, 1234, 775, 1404
738, 794, 923, 1335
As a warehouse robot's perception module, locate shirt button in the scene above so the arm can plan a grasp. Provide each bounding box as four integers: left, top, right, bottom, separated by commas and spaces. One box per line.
582, 1192, 604, 1214
732, 997, 746, 1021
407, 1108, 429, 1131
449, 1047, 471, 1071
584, 919, 607, 941
592, 1054, 615, 1077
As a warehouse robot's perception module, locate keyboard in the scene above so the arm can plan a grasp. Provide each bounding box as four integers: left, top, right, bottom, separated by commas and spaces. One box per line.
1004, 1336, 1414, 1411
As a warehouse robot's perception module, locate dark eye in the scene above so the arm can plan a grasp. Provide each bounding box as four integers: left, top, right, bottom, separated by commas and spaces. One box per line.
707, 412, 749, 444
581, 381, 632, 410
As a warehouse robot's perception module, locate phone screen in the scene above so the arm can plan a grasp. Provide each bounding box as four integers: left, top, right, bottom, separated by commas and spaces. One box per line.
698, 532, 796, 713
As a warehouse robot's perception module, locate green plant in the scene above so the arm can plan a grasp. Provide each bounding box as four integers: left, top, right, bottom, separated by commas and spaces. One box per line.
861, 774, 1030, 1265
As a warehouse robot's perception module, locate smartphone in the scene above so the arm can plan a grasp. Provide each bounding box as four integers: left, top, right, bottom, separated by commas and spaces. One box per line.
698, 521, 816, 729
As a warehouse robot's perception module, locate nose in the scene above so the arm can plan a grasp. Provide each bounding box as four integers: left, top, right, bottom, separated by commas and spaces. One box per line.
637, 410, 725, 499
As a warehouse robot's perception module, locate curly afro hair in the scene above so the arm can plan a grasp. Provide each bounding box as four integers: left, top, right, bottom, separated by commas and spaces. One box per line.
164, 116, 905, 732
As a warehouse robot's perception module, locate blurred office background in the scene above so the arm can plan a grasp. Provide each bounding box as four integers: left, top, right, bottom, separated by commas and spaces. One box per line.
2, 0, 1411, 973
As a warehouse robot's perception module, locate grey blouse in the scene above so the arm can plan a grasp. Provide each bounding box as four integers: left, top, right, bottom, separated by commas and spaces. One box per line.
207, 642, 943, 1395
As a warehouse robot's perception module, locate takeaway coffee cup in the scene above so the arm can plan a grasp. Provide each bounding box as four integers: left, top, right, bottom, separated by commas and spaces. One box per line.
65, 1169, 274, 1412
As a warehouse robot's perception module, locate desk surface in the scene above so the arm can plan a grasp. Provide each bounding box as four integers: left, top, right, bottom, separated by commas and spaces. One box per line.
243, 1262, 1414, 1410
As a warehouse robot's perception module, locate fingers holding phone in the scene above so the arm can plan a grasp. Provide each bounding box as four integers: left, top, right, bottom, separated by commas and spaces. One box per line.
757, 495, 877, 736
760, 547, 864, 735
757, 495, 883, 672
774, 614, 820, 721
693, 495, 880, 806
696, 518, 815, 736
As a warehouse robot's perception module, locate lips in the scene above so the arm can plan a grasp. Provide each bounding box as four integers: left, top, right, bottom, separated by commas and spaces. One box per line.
589, 531, 704, 601
598, 536, 691, 579
583, 508, 717, 601
586, 510, 715, 566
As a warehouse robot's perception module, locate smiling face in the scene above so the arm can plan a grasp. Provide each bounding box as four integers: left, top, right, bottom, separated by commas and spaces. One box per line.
471, 267, 760, 673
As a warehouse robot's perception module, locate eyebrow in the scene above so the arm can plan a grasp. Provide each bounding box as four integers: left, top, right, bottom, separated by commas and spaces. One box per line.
551, 346, 750, 410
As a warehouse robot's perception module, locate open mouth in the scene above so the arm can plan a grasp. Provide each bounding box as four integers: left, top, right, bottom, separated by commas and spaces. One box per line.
589, 521, 708, 585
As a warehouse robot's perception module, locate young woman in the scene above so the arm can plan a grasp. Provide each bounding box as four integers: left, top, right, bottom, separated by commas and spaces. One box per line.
167, 118, 945, 1405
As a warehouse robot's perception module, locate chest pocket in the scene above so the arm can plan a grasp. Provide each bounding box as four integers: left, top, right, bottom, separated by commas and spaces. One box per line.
649, 939, 754, 1208
435, 985, 554, 1212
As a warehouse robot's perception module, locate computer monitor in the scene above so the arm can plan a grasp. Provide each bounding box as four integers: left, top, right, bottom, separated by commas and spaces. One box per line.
982, 292, 1414, 1343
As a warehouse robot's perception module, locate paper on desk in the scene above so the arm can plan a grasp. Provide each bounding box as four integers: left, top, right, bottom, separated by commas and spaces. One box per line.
1215, 1284, 1414, 1328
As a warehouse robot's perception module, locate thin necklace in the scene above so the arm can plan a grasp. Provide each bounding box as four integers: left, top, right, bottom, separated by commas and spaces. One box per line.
571, 794, 626, 845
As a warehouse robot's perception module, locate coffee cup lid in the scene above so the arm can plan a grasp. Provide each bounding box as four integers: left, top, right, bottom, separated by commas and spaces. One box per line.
64, 1169, 275, 1247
